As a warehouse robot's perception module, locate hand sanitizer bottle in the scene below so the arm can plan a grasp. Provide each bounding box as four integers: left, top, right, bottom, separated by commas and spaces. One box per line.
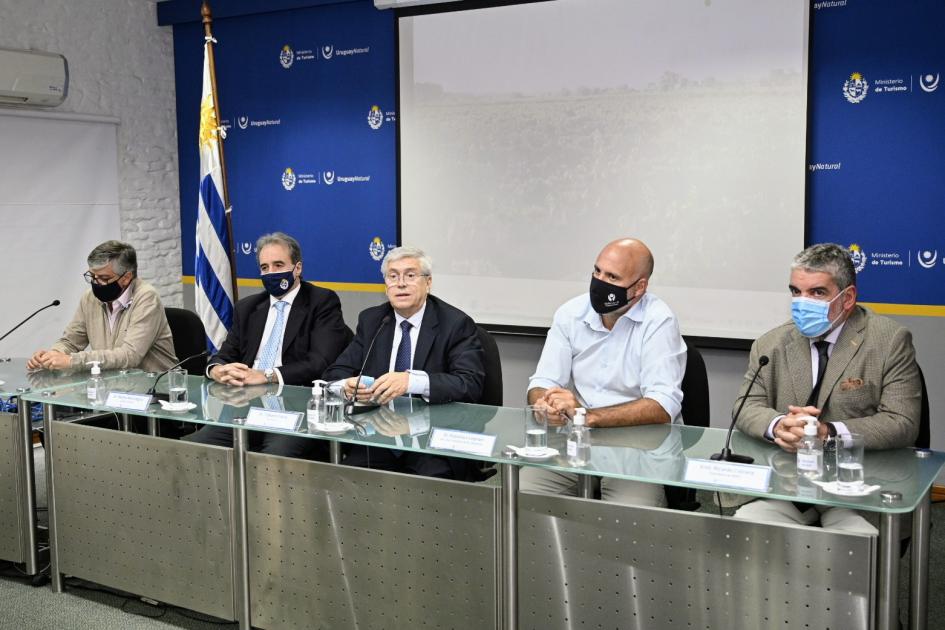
86, 361, 106, 406
307, 379, 326, 429
796, 415, 823, 479
567, 408, 591, 467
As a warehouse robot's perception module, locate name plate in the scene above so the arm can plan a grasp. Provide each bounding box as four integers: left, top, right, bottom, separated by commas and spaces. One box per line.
684, 458, 772, 492
104, 391, 153, 412
428, 428, 497, 457
244, 407, 303, 432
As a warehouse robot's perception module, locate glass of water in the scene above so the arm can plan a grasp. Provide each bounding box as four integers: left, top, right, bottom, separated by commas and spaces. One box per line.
835, 432, 865, 492
524, 406, 550, 455
324, 390, 345, 426
167, 368, 188, 404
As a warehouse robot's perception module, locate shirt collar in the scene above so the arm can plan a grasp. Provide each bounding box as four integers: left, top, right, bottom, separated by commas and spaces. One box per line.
270, 281, 301, 307
110, 278, 135, 311
583, 292, 648, 332
814, 320, 845, 347
395, 301, 427, 329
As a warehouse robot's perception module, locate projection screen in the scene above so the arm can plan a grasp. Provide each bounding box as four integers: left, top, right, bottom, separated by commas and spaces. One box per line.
399, 0, 809, 339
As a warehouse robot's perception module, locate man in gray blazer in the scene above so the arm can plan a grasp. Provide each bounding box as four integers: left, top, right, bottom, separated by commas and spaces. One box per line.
733, 243, 921, 532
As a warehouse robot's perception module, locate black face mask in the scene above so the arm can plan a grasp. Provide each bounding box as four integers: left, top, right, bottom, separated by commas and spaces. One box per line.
589, 275, 639, 314
261, 269, 296, 297
90, 276, 127, 303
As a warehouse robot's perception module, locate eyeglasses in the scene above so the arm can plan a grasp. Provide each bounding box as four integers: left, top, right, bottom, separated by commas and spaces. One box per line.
384, 271, 429, 285
83, 271, 121, 285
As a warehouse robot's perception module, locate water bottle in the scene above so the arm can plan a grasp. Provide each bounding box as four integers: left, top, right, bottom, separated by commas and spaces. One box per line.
566, 408, 591, 467
796, 415, 823, 479
306, 379, 327, 429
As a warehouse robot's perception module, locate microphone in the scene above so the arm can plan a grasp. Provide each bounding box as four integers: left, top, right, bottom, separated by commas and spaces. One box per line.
146, 350, 210, 397
345, 314, 391, 415
711, 355, 769, 464
0, 299, 61, 343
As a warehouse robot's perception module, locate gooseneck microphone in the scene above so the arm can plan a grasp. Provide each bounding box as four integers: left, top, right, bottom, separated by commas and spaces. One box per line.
345, 314, 391, 415
146, 350, 210, 396
0, 299, 61, 343
711, 355, 769, 464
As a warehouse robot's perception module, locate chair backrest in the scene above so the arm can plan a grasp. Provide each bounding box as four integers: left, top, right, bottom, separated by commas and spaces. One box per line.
476, 325, 503, 406
916, 364, 930, 449
679, 338, 710, 427
164, 307, 208, 375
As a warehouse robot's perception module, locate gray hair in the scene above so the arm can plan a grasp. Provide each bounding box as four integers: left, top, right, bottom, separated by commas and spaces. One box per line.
381, 246, 433, 277
87, 240, 137, 277
255, 232, 302, 265
791, 243, 857, 291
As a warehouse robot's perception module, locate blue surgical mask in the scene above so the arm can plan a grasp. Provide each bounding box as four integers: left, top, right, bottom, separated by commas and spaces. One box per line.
791, 289, 846, 338
261, 269, 296, 297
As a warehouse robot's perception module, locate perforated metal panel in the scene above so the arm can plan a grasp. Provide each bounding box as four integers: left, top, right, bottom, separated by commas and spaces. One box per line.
0, 412, 23, 562
247, 454, 498, 630
520, 492, 875, 630
51, 423, 236, 620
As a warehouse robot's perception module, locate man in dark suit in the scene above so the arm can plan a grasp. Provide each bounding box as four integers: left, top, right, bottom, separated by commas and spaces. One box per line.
188, 232, 351, 457
324, 246, 485, 478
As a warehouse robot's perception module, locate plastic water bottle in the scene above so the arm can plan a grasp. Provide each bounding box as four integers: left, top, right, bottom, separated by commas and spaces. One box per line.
86, 361, 106, 406
306, 379, 326, 429
566, 408, 591, 467
796, 415, 823, 479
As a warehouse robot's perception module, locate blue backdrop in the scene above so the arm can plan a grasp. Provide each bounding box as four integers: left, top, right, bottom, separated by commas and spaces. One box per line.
808, 1, 945, 309
169, 0, 944, 311
173, 0, 396, 287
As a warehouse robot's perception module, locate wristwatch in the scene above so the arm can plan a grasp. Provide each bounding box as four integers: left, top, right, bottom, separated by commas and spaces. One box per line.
264, 368, 275, 384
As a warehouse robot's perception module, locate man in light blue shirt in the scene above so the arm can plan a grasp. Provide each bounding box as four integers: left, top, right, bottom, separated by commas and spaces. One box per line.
524, 238, 686, 506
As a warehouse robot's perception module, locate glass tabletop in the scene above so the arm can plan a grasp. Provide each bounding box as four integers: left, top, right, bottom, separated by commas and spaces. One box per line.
20, 372, 944, 514
0, 358, 99, 398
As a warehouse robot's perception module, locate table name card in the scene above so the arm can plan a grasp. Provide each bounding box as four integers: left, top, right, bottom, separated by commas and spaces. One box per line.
684, 458, 772, 492
103, 391, 153, 412
429, 428, 497, 457
244, 407, 303, 432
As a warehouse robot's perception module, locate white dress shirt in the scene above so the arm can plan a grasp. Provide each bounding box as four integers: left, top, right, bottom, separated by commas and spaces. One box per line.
251, 283, 301, 386
389, 302, 430, 397
528, 292, 687, 423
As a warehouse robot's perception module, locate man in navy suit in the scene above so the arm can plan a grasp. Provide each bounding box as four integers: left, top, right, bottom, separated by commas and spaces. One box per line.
324, 246, 485, 478
189, 232, 351, 457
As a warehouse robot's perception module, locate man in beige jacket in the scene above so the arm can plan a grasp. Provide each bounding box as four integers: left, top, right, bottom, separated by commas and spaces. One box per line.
733, 243, 921, 533
27, 240, 177, 373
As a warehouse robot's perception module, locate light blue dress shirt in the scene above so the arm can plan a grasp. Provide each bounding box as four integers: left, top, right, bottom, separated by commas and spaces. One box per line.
528, 292, 687, 423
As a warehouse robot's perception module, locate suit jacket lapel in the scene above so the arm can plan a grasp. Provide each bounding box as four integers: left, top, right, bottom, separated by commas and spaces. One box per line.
245, 298, 270, 363
412, 299, 438, 370
817, 307, 866, 408
280, 283, 308, 355
786, 329, 813, 406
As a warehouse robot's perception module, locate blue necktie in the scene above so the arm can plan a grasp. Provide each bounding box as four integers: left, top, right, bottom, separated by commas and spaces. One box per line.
394, 320, 412, 372
257, 300, 287, 370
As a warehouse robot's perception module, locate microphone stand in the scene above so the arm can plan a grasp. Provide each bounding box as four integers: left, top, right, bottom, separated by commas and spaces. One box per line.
711, 355, 769, 464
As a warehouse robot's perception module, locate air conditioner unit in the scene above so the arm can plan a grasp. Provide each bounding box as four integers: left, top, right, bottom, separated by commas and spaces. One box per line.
0, 47, 69, 107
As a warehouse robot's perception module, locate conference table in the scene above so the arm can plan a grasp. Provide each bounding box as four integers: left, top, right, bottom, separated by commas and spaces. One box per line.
0, 358, 102, 577
9, 369, 942, 630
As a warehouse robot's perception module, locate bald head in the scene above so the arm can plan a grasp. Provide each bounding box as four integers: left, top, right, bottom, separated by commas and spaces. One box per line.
597, 238, 654, 281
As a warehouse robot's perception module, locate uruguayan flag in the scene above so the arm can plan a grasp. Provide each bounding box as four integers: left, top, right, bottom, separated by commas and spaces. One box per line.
194, 39, 234, 352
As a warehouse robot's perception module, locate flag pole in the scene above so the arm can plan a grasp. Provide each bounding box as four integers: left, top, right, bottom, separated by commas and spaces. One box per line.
201, 1, 238, 301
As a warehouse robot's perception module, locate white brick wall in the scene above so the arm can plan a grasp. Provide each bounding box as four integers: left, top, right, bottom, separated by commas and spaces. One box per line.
0, 0, 183, 304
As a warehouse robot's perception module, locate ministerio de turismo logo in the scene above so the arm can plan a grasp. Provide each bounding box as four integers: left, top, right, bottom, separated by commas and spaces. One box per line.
843, 72, 868, 104
367, 105, 383, 130
848, 244, 867, 273
281, 168, 296, 191
369, 237, 386, 262
279, 45, 294, 69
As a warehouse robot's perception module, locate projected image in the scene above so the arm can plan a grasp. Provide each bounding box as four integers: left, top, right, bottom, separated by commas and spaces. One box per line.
400, 0, 808, 336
